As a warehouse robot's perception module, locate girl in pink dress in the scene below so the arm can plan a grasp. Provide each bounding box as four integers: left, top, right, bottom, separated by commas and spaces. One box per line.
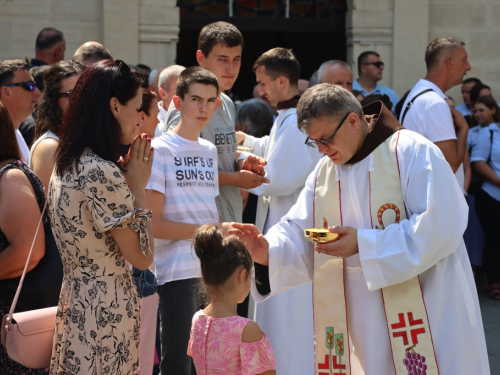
188, 225, 277, 375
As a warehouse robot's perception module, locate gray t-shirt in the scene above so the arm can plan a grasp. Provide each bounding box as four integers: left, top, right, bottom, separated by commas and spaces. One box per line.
164, 92, 242, 222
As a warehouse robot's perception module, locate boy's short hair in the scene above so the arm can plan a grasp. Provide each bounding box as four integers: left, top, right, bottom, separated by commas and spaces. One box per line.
198, 22, 244, 57
252, 48, 300, 87
176, 66, 219, 99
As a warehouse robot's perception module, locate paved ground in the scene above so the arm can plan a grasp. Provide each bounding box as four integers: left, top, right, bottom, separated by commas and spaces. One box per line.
479, 292, 500, 374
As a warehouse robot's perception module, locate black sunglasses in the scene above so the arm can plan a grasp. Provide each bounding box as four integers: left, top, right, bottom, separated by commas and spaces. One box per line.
305, 112, 351, 148
56, 90, 73, 98
363, 62, 384, 68
0, 81, 36, 91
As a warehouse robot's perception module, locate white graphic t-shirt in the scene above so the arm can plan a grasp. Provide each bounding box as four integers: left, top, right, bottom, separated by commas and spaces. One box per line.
147, 131, 219, 285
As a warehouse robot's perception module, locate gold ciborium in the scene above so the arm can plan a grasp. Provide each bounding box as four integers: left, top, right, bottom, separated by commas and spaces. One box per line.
304, 217, 340, 244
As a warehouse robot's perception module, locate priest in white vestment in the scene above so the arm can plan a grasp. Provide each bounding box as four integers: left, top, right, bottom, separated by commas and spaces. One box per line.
231, 84, 490, 375
237, 48, 322, 375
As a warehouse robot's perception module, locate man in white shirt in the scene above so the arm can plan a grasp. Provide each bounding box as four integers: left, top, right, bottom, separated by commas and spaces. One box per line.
231, 84, 490, 375
155, 65, 185, 136
400, 37, 470, 192
0, 58, 40, 162
237, 48, 322, 375
318, 60, 353, 92
456, 77, 482, 117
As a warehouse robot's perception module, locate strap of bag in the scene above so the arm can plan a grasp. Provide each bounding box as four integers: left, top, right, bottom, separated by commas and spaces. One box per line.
487, 129, 494, 164
5, 199, 48, 325
400, 89, 434, 125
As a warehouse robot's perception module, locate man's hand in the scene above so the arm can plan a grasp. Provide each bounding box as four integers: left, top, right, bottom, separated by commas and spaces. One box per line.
234, 170, 269, 189
315, 226, 359, 259
229, 223, 270, 265
450, 108, 468, 132
236, 155, 267, 176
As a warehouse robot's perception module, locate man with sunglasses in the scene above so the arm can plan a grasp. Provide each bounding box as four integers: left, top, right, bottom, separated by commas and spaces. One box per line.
0, 58, 40, 161
231, 84, 489, 375
353, 51, 399, 109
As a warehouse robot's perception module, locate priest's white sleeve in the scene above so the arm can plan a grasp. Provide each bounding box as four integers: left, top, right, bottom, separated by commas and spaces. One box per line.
251, 166, 317, 302
358, 131, 469, 291
249, 116, 321, 197
243, 133, 269, 157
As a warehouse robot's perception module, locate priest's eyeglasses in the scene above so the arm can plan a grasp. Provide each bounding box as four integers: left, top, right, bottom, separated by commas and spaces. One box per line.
305, 112, 351, 148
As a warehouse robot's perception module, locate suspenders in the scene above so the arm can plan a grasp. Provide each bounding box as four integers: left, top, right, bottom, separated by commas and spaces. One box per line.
400, 89, 434, 125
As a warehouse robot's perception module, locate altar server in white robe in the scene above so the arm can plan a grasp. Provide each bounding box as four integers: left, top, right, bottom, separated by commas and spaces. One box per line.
237, 47, 322, 375
231, 84, 490, 375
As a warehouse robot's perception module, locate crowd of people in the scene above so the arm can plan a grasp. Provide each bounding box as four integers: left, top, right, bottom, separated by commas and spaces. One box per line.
0, 22, 494, 375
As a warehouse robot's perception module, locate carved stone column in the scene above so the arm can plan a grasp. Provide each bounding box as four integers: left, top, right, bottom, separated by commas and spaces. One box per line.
103, 0, 139, 64
345, 0, 395, 89
345, 0, 430, 98
139, 0, 180, 68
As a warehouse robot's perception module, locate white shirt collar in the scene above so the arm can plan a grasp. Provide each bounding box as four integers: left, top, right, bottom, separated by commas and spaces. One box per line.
417, 78, 447, 99
157, 101, 167, 123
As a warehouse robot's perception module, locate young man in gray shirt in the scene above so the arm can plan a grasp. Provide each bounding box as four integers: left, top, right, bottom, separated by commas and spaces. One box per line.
164, 21, 268, 222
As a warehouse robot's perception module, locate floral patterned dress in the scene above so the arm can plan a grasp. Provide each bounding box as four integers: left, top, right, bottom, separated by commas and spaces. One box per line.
47, 149, 152, 375
188, 311, 276, 375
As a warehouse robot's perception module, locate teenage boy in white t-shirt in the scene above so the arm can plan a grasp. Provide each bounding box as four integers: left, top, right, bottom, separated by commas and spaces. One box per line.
164, 21, 269, 223
146, 67, 223, 375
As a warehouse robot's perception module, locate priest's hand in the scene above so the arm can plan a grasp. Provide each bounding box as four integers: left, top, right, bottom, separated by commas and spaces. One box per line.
315, 226, 359, 258
236, 155, 267, 176
229, 223, 270, 265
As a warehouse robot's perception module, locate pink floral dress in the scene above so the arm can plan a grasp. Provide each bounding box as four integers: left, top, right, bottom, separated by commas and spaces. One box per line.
188, 311, 276, 374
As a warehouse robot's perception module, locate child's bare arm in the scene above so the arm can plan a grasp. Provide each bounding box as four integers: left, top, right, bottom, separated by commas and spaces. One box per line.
146, 189, 201, 240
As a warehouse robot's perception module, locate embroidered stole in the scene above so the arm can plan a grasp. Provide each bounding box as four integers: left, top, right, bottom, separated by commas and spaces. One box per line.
312, 132, 439, 375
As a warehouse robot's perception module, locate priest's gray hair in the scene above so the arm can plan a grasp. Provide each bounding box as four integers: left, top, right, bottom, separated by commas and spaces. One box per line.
297, 83, 363, 131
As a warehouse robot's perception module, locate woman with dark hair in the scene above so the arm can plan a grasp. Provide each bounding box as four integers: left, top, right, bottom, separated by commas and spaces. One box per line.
29, 60, 85, 189
470, 94, 500, 301
48, 60, 155, 374
137, 88, 159, 138
0, 101, 60, 374
465, 96, 500, 291
469, 83, 492, 108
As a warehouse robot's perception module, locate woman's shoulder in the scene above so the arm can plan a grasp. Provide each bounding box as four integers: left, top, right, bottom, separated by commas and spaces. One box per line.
81, 149, 123, 178
0, 161, 31, 185
0, 161, 41, 200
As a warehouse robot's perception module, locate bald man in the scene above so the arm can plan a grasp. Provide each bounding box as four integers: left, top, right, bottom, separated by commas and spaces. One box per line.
318, 60, 353, 92
73, 42, 112, 66
31, 27, 66, 67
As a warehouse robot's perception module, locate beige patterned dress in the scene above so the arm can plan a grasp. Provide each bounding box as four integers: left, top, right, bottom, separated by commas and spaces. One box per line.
47, 149, 152, 375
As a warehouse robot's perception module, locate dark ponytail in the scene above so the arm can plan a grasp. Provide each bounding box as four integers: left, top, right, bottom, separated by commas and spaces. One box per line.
193, 225, 253, 292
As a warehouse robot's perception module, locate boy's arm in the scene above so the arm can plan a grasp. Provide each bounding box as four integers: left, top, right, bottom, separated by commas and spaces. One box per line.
146, 189, 200, 240
219, 170, 269, 189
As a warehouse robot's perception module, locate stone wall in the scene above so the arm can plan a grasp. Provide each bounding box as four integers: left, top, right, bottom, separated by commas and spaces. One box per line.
2, 0, 499, 107
429, 0, 500, 105
0, 0, 179, 69
345, 0, 500, 106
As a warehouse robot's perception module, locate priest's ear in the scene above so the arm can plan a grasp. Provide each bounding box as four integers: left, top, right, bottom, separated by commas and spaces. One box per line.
347, 112, 361, 129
